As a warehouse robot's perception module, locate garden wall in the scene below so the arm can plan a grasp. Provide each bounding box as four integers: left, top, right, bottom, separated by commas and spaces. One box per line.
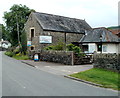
39, 50, 74, 65
93, 53, 120, 72
29, 50, 92, 65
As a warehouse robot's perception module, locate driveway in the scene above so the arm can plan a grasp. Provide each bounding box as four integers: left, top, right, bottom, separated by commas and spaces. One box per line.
21, 60, 93, 75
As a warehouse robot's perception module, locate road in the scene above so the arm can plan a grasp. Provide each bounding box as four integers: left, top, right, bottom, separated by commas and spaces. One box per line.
1, 52, 118, 96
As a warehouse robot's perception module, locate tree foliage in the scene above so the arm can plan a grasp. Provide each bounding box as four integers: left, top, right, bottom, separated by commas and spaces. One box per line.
1, 25, 9, 41
21, 29, 27, 54
3, 4, 35, 46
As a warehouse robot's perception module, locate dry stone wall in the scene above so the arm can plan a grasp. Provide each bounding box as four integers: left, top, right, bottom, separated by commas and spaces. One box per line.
39, 50, 74, 65
93, 53, 120, 72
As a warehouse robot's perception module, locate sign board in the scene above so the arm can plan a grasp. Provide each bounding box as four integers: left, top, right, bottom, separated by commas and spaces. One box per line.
27, 41, 31, 46
39, 36, 52, 43
34, 54, 39, 61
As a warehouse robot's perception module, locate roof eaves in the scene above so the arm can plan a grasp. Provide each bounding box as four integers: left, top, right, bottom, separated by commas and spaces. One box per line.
43, 29, 85, 34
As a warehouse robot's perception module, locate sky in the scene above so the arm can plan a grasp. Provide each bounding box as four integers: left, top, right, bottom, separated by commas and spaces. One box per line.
0, 0, 119, 28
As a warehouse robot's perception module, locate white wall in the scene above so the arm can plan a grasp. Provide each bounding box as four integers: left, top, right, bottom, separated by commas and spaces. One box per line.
87, 43, 119, 54
106, 43, 118, 53
1, 43, 11, 49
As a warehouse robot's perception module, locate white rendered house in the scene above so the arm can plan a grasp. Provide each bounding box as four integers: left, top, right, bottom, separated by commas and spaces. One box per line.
0, 41, 11, 49
79, 28, 120, 54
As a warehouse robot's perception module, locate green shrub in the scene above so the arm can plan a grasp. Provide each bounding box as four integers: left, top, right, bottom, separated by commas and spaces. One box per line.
44, 43, 84, 56
54, 42, 65, 50
13, 48, 20, 54
66, 43, 75, 51
44, 42, 65, 51
5, 51, 14, 57
44, 45, 54, 50
67, 44, 83, 56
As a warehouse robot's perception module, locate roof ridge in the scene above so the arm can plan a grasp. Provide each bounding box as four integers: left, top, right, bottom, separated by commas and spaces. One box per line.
34, 12, 84, 21
32, 12, 91, 33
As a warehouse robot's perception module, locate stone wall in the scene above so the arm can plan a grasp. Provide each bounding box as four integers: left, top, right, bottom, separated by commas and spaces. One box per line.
29, 50, 92, 65
39, 50, 74, 65
38, 31, 83, 50
93, 53, 120, 72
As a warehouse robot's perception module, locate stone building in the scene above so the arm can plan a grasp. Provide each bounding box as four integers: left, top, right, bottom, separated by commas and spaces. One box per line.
25, 12, 91, 51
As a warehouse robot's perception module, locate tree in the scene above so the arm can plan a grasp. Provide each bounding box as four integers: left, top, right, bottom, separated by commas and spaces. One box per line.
3, 4, 35, 46
1, 25, 9, 41
21, 29, 27, 54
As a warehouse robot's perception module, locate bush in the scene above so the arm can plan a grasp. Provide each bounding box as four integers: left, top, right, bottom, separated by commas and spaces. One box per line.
44, 45, 54, 50
66, 43, 75, 51
44, 43, 84, 56
44, 42, 65, 51
67, 44, 83, 56
13, 48, 20, 54
5, 51, 14, 57
54, 42, 65, 50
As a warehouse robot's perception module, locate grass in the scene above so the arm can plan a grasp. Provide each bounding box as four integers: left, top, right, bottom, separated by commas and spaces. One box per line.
5, 51, 14, 57
13, 55, 29, 60
5, 51, 29, 60
70, 68, 120, 90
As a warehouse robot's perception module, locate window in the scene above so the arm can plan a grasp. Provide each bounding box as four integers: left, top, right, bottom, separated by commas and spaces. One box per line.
83, 45, 88, 52
31, 46, 35, 50
103, 45, 107, 52
30, 28, 35, 41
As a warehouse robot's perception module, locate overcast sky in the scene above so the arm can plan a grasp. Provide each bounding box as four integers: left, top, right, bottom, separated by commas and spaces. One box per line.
0, 0, 119, 28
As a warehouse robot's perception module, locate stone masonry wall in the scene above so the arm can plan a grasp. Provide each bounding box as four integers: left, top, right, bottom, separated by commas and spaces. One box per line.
93, 53, 120, 72
39, 50, 74, 65
25, 13, 83, 51
38, 31, 83, 50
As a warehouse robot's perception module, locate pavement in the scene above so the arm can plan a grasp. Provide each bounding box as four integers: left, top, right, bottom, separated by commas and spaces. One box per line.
2, 52, 118, 96
21, 60, 93, 75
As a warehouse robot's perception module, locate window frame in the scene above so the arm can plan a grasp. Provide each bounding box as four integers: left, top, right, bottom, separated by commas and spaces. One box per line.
30, 27, 35, 41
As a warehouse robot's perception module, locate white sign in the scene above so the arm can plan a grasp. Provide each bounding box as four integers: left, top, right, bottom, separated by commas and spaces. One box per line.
34, 54, 39, 61
39, 36, 52, 43
27, 41, 31, 46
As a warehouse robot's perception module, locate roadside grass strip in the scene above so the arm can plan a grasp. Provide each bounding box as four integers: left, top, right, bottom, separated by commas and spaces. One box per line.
70, 68, 120, 90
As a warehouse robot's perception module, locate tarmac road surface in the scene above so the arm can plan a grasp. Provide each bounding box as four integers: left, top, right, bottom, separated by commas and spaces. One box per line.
1, 52, 118, 96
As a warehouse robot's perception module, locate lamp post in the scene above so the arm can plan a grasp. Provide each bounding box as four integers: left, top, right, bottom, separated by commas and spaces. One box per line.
100, 35, 102, 53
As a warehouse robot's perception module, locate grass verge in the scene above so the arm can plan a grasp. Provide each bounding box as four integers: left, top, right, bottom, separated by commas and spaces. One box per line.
5, 51, 29, 60
70, 68, 119, 90
13, 55, 29, 60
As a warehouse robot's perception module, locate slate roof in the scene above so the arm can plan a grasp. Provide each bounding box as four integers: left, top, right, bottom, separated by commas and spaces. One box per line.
80, 27, 120, 43
33, 12, 92, 33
